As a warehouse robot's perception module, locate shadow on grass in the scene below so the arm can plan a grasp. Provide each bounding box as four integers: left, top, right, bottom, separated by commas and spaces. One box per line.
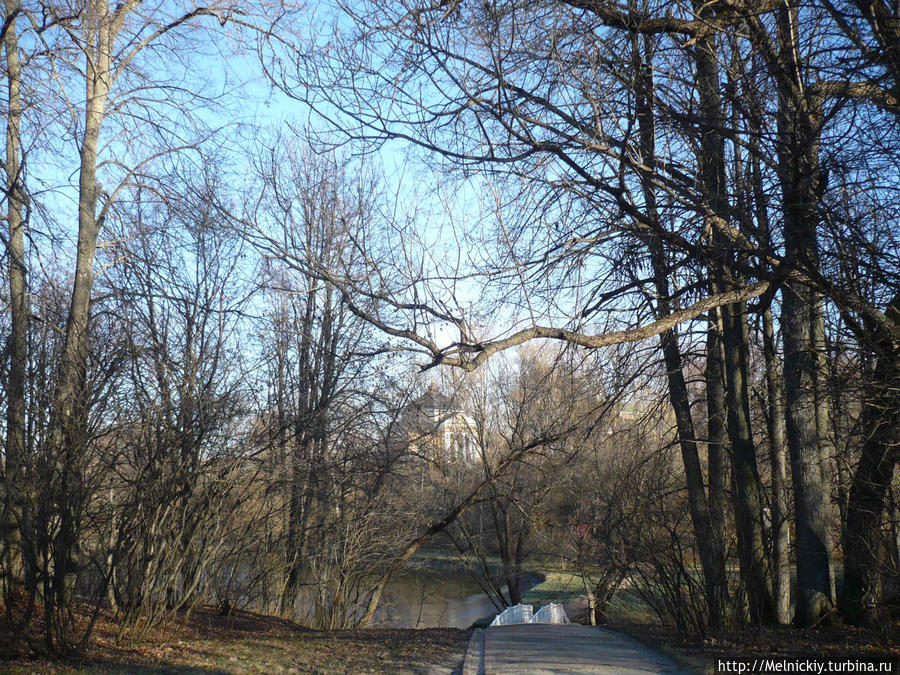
1, 658, 231, 674
87, 663, 229, 674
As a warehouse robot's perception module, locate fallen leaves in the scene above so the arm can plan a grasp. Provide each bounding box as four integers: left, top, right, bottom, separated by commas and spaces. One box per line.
1, 605, 469, 674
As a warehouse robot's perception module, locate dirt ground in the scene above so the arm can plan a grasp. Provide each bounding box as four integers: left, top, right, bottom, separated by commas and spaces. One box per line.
0, 606, 470, 674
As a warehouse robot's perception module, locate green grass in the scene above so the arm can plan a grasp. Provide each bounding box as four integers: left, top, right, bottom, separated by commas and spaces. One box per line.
521, 570, 584, 607
518, 569, 658, 626
605, 586, 657, 624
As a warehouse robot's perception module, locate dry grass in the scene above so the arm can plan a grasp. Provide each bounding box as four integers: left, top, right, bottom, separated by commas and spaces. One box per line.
607, 618, 900, 674
0, 605, 469, 674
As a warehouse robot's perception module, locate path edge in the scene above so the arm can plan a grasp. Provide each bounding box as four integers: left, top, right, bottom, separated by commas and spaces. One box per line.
461, 628, 485, 675
600, 624, 704, 674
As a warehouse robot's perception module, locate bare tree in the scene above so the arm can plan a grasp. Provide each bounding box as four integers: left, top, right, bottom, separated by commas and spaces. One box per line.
274, 0, 900, 629
96, 169, 251, 640
0, 0, 285, 649
2, 0, 29, 620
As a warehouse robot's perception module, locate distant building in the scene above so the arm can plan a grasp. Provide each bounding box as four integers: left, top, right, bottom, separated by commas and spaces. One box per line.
398, 383, 479, 463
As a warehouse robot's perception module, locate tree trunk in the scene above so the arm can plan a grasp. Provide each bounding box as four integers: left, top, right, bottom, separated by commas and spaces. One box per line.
53, 0, 111, 448
762, 307, 792, 624
286, 266, 319, 602
506, 573, 522, 606
748, 88, 792, 624
659, 326, 725, 628
3, 0, 25, 470
706, 309, 730, 624
721, 300, 777, 624
839, 296, 900, 626
776, 3, 836, 627
839, 391, 898, 626
632, 32, 724, 632
692, 12, 775, 625
813, 293, 840, 582
3, 0, 33, 603
44, 2, 114, 649
782, 282, 837, 626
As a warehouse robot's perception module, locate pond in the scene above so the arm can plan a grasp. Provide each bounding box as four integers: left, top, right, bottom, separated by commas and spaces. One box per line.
372, 566, 540, 629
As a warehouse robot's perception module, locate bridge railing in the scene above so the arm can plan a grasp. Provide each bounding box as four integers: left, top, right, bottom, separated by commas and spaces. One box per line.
489, 604, 533, 626
489, 602, 569, 626
534, 602, 570, 623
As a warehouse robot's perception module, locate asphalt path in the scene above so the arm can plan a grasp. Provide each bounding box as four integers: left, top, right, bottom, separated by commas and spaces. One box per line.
460, 623, 684, 674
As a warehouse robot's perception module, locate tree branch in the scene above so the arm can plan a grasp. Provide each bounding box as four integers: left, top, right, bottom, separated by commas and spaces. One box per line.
431, 281, 771, 371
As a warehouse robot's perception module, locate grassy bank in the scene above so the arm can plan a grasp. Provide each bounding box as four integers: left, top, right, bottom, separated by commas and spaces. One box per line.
0, 607, 469, 674
520, 570, 582, 607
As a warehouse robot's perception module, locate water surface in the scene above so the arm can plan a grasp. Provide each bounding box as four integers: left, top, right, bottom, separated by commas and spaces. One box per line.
374, 567, 525, 629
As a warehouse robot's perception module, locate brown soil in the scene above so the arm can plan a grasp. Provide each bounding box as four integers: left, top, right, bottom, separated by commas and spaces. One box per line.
0, 604, 469, 674
607, 618, 900, 674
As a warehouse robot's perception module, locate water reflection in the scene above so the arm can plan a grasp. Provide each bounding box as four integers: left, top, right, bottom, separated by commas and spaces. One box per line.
374, 568, 498, 628
373, 567, 539, 629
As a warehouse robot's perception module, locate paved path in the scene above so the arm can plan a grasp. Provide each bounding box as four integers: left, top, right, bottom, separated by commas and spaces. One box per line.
461, 623, 683, 674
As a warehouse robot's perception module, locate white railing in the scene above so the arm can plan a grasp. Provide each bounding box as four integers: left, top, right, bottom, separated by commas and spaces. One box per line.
534, 602, 570, 624
490, 603, 533, 626
489, 602, 569, 626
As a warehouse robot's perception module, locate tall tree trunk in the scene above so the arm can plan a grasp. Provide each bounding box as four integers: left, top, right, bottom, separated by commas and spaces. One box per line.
45, 1, 115, 648
272, 318, 290, 615
53, 0, 112, 450
747, 90, 792, 624
286, 264, 319, 602
3, 0, 33, 604
762, 307, 792, 624
632, 33, 724, 631
3, 0, 25, 469
693, 12, 775, 625
706, 309, 730, 625
776, 3, 836, 627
